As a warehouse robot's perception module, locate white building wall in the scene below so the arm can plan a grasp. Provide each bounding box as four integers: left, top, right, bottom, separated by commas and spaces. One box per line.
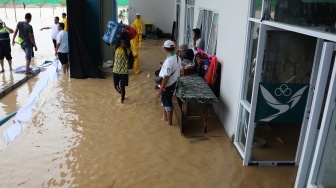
129, 0, 175, 34
129, 0, 250, 140
189, 1, 250, 138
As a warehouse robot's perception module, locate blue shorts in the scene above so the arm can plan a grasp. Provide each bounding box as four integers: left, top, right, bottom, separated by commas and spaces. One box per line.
21, 42, 33, 61
161, 90, 174, 112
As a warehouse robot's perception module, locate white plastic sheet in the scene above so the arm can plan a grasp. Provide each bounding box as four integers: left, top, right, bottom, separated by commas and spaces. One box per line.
4, 120, 22, 145
12, 65, 46, 74
3, 60, 60, 145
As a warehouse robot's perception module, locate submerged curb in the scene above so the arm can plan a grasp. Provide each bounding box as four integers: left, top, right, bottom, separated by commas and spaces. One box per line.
0, 69, 41, 99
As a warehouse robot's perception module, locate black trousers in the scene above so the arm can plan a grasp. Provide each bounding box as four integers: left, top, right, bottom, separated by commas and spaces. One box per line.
113, 73, 128, 101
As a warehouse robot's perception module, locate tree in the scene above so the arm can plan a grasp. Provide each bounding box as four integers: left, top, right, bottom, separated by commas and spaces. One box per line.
3, 0, 10, 19
118, 9, 128, 23
51, 4, 56, 15
11, 0, 17, 22
59, 0, 66, 13
38, 0, 46, 18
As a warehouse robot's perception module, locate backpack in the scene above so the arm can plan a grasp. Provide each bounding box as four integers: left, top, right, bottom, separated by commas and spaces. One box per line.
127, 50, 134, 69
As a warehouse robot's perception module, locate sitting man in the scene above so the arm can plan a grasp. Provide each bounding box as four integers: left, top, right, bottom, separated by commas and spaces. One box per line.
181, 49, 194, 67
176, 43, 188, 59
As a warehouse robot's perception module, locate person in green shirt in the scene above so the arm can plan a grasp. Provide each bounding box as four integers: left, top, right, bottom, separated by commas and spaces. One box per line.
113, 40, 129, 103
0, 19, 14, 73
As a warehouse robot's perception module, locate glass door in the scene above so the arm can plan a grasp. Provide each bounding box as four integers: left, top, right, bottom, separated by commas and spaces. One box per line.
295, 42, 336, 188
306, 44, 336, 188
234, 22, 261, 160
238, 24, 323, 166
250, 30, 317, 164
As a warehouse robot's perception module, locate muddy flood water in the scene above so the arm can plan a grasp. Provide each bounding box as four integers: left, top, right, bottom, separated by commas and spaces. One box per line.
0, 7, 298, 188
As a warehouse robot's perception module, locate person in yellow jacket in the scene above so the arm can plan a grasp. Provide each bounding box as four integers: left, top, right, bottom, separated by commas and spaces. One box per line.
131, 13, 143, 47
131, 41, 140, 75
131, 13, 143, 74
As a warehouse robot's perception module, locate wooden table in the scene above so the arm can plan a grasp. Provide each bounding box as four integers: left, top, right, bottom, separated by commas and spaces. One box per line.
173, 75, 218, 134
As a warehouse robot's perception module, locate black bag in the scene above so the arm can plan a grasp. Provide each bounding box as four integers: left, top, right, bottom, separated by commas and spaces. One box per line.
155, 76, 162, 85
128, 51, 134, 69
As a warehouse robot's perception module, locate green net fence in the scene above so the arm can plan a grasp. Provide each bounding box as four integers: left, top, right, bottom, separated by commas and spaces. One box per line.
2, 0, 128, 5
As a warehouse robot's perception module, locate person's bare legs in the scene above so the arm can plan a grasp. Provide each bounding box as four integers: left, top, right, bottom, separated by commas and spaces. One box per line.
65, 63, 69, 74
8, 60, 13, 71
25, 60, 31, 75
0, 59, 4, 73
162, 108, 168, 122
167, 111, 173, 125
62, 64, 67, 74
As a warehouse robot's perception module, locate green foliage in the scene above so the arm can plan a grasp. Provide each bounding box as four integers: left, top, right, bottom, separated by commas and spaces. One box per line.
118, 9, 128, 20
37, 0, 46, 7
59, 0, 65, 6
3, 0, 59, 4
2, 0, 129, 5
118, 0, 128, 6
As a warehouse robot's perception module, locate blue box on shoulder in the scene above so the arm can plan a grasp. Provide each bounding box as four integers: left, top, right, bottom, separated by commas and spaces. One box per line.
102, 21, 124, 47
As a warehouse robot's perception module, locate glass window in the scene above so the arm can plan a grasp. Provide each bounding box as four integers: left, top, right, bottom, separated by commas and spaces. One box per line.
208, 13, 219, 55
238, 108, 250, 147
318, 51, 336, 187
184, 6, 194, 48
186, 0, 194, 6
251, 0, 263, 19
320, 129, 336, 186
262, 31, 317, 84
265, 0, 336, 34
196, 10, 219, 55
244, 23, 260, 103
196, 10, 204, 29
176, 3, 181, 41
204, 11, 213, 52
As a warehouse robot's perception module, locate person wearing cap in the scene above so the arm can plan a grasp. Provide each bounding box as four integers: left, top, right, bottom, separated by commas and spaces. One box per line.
155, 40, 181, 125
131, 13, 143, 47
12, 13, 38, 75
113, 40, 129, 103
40, 16, 60, 54
0, 18, 14, 73
192, 28, 205, 53
55, 23, 69, 74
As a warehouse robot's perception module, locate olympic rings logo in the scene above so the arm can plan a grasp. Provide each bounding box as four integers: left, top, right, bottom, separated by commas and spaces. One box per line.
274, 84, 292, 97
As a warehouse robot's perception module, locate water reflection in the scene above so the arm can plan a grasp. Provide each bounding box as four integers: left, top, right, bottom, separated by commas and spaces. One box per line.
267, 0, 336, 34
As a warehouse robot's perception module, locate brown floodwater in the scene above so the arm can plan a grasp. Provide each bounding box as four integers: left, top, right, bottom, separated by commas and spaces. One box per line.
0, 7, 298, 188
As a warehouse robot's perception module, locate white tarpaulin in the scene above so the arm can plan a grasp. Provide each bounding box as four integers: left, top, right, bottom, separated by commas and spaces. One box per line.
3, 60, 60, 145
